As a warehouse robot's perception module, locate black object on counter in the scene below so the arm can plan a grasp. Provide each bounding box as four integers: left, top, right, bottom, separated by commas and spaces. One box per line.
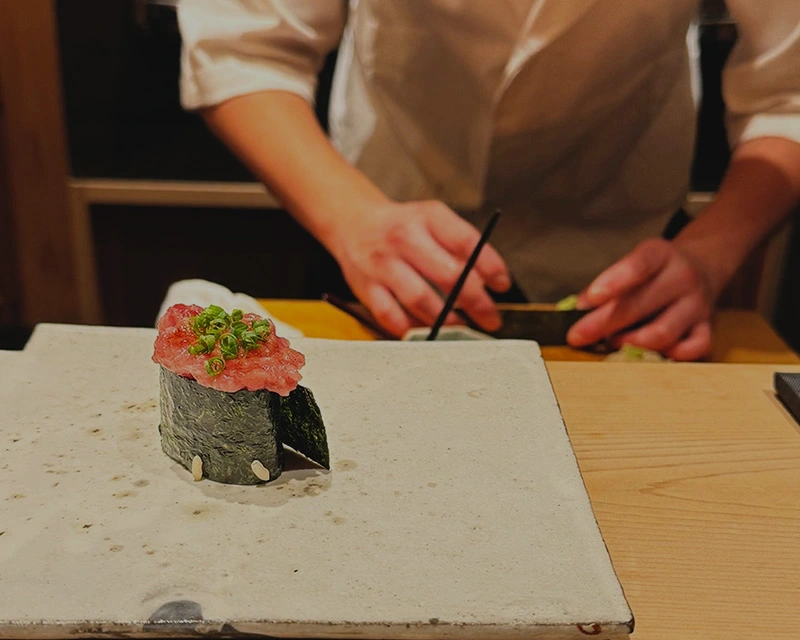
489, 308, 589, 345
775, 372, 800, 426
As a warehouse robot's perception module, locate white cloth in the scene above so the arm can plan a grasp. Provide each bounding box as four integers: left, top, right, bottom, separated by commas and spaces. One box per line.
178, 0, 800, 300
157, 279, 303, 337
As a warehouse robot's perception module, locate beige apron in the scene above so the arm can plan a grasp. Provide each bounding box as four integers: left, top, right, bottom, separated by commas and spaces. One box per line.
330, 0, 698, 299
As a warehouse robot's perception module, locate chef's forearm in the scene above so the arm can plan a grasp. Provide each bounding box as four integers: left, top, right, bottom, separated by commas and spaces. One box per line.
674, 136, 800, 298
200, 91, 388, 249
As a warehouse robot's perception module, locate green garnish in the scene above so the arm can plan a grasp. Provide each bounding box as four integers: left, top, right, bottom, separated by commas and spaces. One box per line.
240, 330, 260, 351
219, 333, 240, 360
192, 305, 229, 335
621, 344, 645, 360
252, 319, 271, 338
191, 315, 210, 335
187, 333, 216, 355
187, 343, 206, 356
230, 321, 248, 339
205, 357, 225, 376
556, 294, 579, 311
209, 317, 230, 334
186, 305, 273, 374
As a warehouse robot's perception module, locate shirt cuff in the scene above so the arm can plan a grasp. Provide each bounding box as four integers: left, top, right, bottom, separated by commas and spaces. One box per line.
728, 112, 800, 148
181, 60, 317, 111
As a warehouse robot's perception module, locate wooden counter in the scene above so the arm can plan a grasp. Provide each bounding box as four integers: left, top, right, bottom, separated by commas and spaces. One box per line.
549, 362, 800, 640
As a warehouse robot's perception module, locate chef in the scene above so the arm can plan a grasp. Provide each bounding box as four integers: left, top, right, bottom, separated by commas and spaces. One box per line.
178, 1, 800, 359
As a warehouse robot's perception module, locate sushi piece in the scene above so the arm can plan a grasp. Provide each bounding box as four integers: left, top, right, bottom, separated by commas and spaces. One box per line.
153, 304, 329, 484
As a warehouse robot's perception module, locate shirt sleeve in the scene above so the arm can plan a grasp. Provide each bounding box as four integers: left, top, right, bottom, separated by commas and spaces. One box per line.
723, 0, 800, 147
177, 0, 346, 110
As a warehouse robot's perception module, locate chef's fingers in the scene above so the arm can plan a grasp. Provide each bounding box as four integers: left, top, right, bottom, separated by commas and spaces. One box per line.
355, 281, 416, 338
609, 294, 708, 353
665, 321, 712, 361
609, 251, 709, 334
383, 259, 463, 329
394, 223, 501, 331
582, 238, 672, 307
424, 202, 511, 293
570, 251, 704, 345
566, 299, 619, 347
452, 276, 503, 331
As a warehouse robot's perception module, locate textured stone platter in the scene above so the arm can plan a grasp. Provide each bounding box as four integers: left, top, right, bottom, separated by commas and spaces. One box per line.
0, 324, 632, 639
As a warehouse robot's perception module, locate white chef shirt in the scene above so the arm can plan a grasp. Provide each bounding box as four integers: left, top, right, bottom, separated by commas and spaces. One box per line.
178, 0, 800, 300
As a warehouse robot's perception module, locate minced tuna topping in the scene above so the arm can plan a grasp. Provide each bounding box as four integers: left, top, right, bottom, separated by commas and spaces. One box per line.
153, 304, 304, 395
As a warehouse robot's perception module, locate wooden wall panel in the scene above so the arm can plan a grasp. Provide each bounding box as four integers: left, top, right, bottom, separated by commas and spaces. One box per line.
0, 0, 85, 324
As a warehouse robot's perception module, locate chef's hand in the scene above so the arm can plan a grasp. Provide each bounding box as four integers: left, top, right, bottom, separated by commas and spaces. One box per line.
327, 200, 511, 338
566, 238, 714, 361
563, 138, 800, 361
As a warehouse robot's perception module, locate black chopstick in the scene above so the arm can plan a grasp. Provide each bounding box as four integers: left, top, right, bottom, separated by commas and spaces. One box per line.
427, 209, 501, 341
322, 293, 396, 340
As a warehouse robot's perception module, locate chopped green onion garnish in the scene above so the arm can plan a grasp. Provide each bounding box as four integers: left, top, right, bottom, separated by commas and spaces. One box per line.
191, 315, 210, 335
187, 333, 216, 355
230, 321, 248, 339
209, 317, 230, 333
188, 305, 274, 361
241, 330, 260, 350
219, 334, 239, 360
252, 319, 271, 339
205, 357, 225, 376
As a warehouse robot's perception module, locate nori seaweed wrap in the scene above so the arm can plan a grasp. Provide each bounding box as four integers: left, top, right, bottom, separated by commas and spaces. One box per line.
159, 367, 282, 484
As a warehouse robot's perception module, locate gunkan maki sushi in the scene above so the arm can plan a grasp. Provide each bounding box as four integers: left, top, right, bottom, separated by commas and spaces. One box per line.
152, 304, 329, 485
